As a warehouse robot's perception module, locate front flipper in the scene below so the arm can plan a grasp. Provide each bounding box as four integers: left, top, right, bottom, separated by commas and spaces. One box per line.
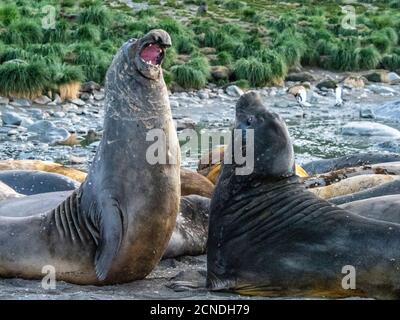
95, 201, 125, 281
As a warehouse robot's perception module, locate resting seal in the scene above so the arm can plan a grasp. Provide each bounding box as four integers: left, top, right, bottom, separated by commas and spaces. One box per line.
0, 161, 212, 198
0, 30, 181, 284
0, 170, 80, 195
331, 180, 400, 205
303, 152, 400, 175
207, 92, 400, 299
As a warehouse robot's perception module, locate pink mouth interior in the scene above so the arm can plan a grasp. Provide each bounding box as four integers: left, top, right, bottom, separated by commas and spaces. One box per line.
140, 44, 161, 65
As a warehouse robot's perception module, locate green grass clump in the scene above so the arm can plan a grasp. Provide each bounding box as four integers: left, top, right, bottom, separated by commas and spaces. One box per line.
327, 39, 359, 71
187, 56, 210, 77
171, 64, 207, 89
0, 60, 50, 98
356, 46, 381, 70
0, 47, 29, 63
0, 4, 20, 25
26, 43, 65, 59
55, 64, 85, 85
75, 24, 101, 43
381, 54, 400, 70
224, 0, 246, 10
2, 19, 43, 45
257, 49, 287, 80
174, 35, 196, 54
234, 57, 272, 87
217, 51, 233, 65
78, 6, 111, 25
369, 31, 392, 54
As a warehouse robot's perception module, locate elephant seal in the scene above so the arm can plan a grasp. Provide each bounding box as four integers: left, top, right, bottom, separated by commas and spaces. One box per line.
197, 145, 308, 184
0, 160, 86, 182
0, 30, 181, 284
163, 195, 210, 258
207, 91, 400, 299
0, 170, 80, 195
302, 152, 400, 175
0, 161, 212, 198
331, 180, 400, 205
340, 195, 400, 224
308, 174, 399, 200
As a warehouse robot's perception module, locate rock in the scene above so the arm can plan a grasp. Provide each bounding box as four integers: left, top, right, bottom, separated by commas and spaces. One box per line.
174, 118, 196, 131
27, 108, 44, 120
197, 90, 209, 100
316, 79, 337, 90
341, 121, 400, 138
69, 98, 86, 106
80, 81, 101, 93
388, 72, 400, 84
48, 94, 62, 106
62, 103, 79, 112
93, 91, 105, 101
225, 85, 243, 97
343, 75, 365, 89
364, 70, 400, 84
367, 84, 396, 95
1, 112, 22, 126
7, 129, 18, 136
10, 98, 31, 108
285, 71, 315, 82
359, 107, 375, 119
210, 66, 230, 81
170, 100, 180, 108
33, 95, 51, 105
69, 155, 86, 164
20, 117, 34, 127
27, 120, 71, 144
373, 100, 400, 121
79, 92, 91, 101
0, 97, 9, 105
53, 111, 66, 118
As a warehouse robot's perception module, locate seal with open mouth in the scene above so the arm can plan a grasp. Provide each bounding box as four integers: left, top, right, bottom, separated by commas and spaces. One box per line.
207, 91, 400, 299
0, 29, 181, 285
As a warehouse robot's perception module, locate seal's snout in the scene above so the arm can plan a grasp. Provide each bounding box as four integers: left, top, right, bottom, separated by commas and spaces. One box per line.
133, 29, 172, 80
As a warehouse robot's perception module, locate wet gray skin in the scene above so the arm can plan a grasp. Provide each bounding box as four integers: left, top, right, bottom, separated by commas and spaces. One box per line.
331, 180, 400, 205
303, 152, 400, 175
0, 170, 79, 195
207, 91, 400, 299
0, 29, 181, 285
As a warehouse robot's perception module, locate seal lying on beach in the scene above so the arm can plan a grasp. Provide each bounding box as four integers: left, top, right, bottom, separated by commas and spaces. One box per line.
303, 152, 400, 175
0, 30, 181, 284
0, 170, 80, 195
207, 91, 400, 299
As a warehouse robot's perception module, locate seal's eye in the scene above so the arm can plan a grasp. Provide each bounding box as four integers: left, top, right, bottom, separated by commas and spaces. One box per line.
247, 116, 254, 125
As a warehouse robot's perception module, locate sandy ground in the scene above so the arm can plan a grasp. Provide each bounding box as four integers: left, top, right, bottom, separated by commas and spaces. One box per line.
0, 255, 260, 300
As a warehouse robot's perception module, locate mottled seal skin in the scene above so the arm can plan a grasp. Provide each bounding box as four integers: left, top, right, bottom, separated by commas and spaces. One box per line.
0, 160, 86, 182
207, 91, 400, 299
0, 30, 181, 284
340, 195, 400, 224
303, 152, 400, 175
0, 170, 80, 195
331, 180, 400, 205
163, 195, 210, 258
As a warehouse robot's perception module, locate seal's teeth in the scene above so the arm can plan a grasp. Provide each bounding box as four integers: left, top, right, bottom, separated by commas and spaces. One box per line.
149, 44, 153, 47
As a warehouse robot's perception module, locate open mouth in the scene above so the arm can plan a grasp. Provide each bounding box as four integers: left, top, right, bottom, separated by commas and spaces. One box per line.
139, 43, 164, 66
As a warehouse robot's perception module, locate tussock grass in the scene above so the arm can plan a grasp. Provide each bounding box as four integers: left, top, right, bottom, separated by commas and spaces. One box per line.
234, 57, 272, 87
78, 6, 110, 26
356, 46, 381, 70
0, 60, 50, 98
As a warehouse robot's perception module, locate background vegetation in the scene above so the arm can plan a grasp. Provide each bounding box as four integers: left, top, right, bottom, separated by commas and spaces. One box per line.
0, 0, 400, 97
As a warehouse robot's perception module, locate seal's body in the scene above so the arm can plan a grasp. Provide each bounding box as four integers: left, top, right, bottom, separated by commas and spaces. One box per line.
303, 153, 400, 175
0, 30, 180, 284
0, 170, 79, 195
207, 92, 400, 299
